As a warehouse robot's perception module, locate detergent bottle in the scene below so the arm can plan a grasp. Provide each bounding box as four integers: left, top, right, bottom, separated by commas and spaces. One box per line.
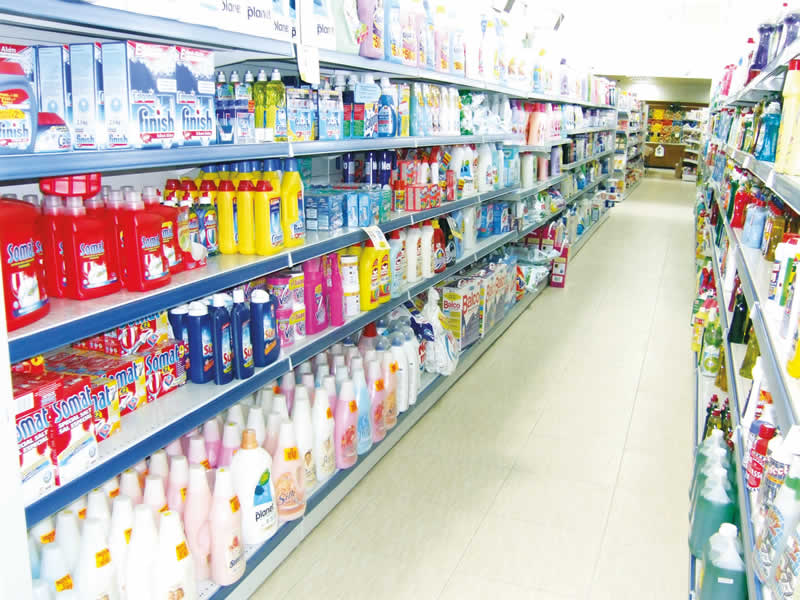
359, 239, 381, 310
58, 197, 121, 300
272, 421, 306, 520
265, 68, 288, 142
144, 187, 183, 273
753, 456, 800, 581
38, 195, 65, 298
254, 180, 284, 256
230, 429, 278, 544
231, 289, 255, 380
303, 258, 328, 335
351, 356, 372, 454
385, 0, 402, 62
236, 179, 256, 255
74, 517, 117, 600
123, 506, 158, 599
217, 180, 237, 254
196, 182, 219, 256
292, 387, 316, 490
378, 77, 397, 136
378, 241, 391, 304
209, 467, 245, 585
334, 379, 359, 469
390, 332, 409, 412
253, 68, 270, 142
120, 192, 171, 291
262, 158, 282, 191
209, 294, 234, 385
432, 219, 446, 273
699, 524, 747, 600
186, 302, 214, 384
250, 289, 280, 367
183, 464, 212, 581
280, 158, 305, 247
153, 511, 197, 600
178, 191, 206, 270
358, 0, 385, 59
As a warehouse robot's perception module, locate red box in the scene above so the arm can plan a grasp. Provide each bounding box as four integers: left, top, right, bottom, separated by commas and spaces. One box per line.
101, 312, 171, 356
46, 374, 98, 485
135, 339, 188, 402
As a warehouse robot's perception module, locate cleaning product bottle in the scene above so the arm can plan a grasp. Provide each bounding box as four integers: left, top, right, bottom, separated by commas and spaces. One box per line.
119, 469, 142, 505
351, 357, 372, 455
236, 179, 256, 255
420, 220, 434, 279
216, 180, 237, 255
390, 331, 409, 413
343, 75, 356, 139
700, 309, 722, 377
142, 475, 168, 522
358, 0, 384, 59
231, 289, 255, 380
253, 68, 270, 143
689, 477, 735, 558
776, 60, 800, 173
153, 510, 197, 600
246, 406, 266, 447
699, 524, 747, 600
292, 386, 316, 491
303, 258, 328, 335
144, 186, 184, 274
55, 510, 81, 572
334, 0, 364, 54
401, 325, 420, 405
389, 229, 405, 297
123, 506, 158, 599
58, 197, 121, 300
280, 371, 296, 415
108, 496, 133, 598
378, 77, 397, 137
265, 68, 287, 142
406, 224, 422, 283
74, 518, 117, 600
431, 219, 446, 273
250, 289, 280, 368
359, 239, 381, 310
217, 423, 239, 469
183, 464, 212, 581
209, 294, 234, 385
280, 158, 305, 248
254, 180, 284, 256
209, 467, 245, 585
186, 302, 214, 384
203, 420, 222, 469
311, 386, 336, 483
272, 421, 306, 520
325, 252, 345, 327
367, 359, 386, 442
378, 240, 391, 304
195, 183, 219, 256
755, 101, 782, 162
335, 379, 359, 469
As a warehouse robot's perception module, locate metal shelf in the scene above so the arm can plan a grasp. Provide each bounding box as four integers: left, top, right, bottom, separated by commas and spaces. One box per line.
507, 139, 571, 153
23, 200, 562, 526
569, 209, 610, 258
623, 179, 642, 201
563, 174, 609, 204
512, 173, 568, 199
722, 144, 800, 215
562, 149, 614, 170
9, 186, 518, 363
565, 126, 616, 135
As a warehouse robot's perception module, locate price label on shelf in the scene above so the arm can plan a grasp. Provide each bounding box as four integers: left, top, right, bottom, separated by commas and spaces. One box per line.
296, 44, 320, 86
362, 225, 390, 250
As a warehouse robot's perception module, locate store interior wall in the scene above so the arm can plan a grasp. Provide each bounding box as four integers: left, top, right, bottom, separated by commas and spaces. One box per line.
603, 76, 712, 105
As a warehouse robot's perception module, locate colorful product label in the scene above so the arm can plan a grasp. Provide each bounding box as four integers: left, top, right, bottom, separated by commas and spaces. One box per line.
78, 239, 116, 290
137, 340, 187, 403
5, 237, 47, 318
140, 233, 168, 281
220, 322, 233, 375
241, 321, 254, 368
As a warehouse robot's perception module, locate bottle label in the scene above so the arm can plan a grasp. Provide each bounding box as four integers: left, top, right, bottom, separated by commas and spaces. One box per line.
378, 104, 394, 135
700, 346, 720, 375
372, 399, 385, 433
371, 1, 384, 51
756, 504, 786, 579
274, 470, 304, 514
302, 449, 316, 487
253, 468, 277, 531
263, 311, 277, 357
341, 424, 356, 459
176, 541, 189, 561
318, 434, 335, 479
241, 320, 254, 368
357, 414, 371, 445
313, 282, 325, 325
202, 325, 214, 374
203, 208, 219, 253
775, 529, 800, 596
221, 322, 233, 374
124, 528, 132, 543
140, 233, 168, 281
433, 244, 445, 272
160, 220, 181, 267
78, 239, 117, 289
269, 196, 284, 248
291, 191, 305, 241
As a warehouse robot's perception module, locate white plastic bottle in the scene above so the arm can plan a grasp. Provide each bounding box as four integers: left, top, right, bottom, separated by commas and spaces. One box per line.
40, 543, 76, 599
54, 510, 81, 572
154, 511, 197, 600
420, 220, 434, 279
401, 326, 420, 405
218, 423, 241, 469
272, 393, 290, 420
258, 386, 274, 414
74, 518, 118, 600
119, 469, 143, 505
272, 421, 306, 521
406, 225, 422, 283
31, 516, 56, 554
292, 386, 317, 491
166, 455, 189, 515
142, 475, 169, 522
311, 386, 336, 483
462, 206, 477, 250
124, 506, 158, 600
264, 412, 283, 457
149, 450, 170, 482
202, 420, 222, 469
85, 489, 111, 532
247, 406, 267, 447
209, 468, 245, 585
226, 404, 247, 434
477, 144, 493, 192
754, 455, 800, 582
108, 495, 133, 599
390, 332, 409, 413
230, 428, 278, 544
183, 464, 212, 581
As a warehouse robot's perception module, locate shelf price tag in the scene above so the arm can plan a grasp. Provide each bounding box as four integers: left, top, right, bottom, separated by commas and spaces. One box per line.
296, 44, 320, 86
362, 225, 390, 250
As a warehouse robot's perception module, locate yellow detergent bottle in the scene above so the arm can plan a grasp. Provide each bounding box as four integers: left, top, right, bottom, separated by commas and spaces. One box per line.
237, 179, 256, 254
217, 180, 238, 254
255, 180, 284, 255
218, 163, 233, 181
776, 59, 800, 174
262, 158, 282, 193
378, 243, 390, 304
280, 158, 305, 247
359, 239, 380, 311
237, 161, 259, 187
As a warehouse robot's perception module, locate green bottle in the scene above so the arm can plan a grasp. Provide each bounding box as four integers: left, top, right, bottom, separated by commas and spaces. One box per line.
689, 477, 736, 558
699, 524, 747, 600
700, 308, 723, 376
739, 323, 760, 379
265, 68, 287, 142
728, 293, 748, 344
253, 68, 269, 142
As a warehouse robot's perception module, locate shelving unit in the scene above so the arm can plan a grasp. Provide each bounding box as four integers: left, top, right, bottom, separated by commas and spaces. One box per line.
0, 4, 620, 598
614, 100, 646, 200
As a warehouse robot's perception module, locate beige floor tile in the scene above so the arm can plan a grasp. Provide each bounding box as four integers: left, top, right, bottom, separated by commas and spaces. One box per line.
439, 574, 575, 600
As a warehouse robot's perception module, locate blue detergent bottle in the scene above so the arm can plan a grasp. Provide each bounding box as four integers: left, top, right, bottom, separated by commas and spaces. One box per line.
377, 77, 397, 137
250, 289, 281, 368
186, 301, 214, 384
209, 293, 234, 385
168, 303, 191, 371
231, 288, 255, 379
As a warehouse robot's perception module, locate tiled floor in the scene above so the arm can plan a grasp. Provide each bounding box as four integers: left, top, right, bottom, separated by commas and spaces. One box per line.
251, 174, 696, 599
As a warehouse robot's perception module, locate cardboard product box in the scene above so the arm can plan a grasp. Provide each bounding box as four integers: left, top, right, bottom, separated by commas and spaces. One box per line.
15, 400, 56, 505
0, 43, 36, 85
135, 339, 188, 402
87, 377, 121, 441
175, 46, 216, 147
69, 42, 105, 149
36, 45, 71, 127
100, 311, 171, 356
45, 374, 98, 486
440, 277, 481, 352
550, 244, 570, 288
99, 41, 132, 148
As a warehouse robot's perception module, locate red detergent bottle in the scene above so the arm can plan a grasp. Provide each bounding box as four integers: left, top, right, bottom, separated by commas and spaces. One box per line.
84, 194, 105, 217
39, 195, 66, 298
0, 198, 49, 330
119, 191, 171, 291
143, 185, 183, 274
58, 196, 121, 300
104, 190, 128, 285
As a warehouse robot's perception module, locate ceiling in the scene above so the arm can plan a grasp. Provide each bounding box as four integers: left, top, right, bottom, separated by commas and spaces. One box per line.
508, 0, 783, 79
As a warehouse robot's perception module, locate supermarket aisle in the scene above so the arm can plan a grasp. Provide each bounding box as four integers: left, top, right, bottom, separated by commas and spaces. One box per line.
252, 176, 696, 600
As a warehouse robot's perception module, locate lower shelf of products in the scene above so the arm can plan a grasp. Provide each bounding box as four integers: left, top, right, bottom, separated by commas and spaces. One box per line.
199, 276, 550, 600
24, 203, 578, 526
623, 180, 642, 201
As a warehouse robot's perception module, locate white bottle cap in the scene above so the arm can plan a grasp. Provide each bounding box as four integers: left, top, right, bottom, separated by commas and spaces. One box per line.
169, 455, 189, 488
213, 467, 235, 499
227, 404, 246, 430
203, 418, 221, 444
719, 523, 738, 538
222, 422, 242, 449
188, 303, 208, 317
149, 450, 170, 481
39, 544, 71, 588
247, 406, 266, 446
212, 293, 228, 308
86, 489, 111, 526
271, 68, 281, 81
187, 436, 209, 467
259, 386, 274, 414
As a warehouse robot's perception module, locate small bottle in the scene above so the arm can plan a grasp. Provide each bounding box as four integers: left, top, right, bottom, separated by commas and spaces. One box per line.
247, 406, 267, 447
108, 496, 133, 598
141, 476, 168, 522
124, 506, 158, 599
54, 510, 81, 572
203, 420, 222, 469
166, 455, 189, 515
119, 469, 142, 505
218, 422, 241, 469
148, 450, 169, 481
367, 359, 387, 443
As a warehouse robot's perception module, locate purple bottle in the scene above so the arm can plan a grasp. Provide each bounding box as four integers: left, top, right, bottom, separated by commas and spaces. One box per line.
749, 23, 776, 82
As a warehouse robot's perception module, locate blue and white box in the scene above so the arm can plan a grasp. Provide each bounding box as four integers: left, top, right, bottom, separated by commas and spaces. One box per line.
69, 42, 105, 149
122, 41, 177, 149
175, 46, 216, 146
36, 45, 71, 127
100, 42, 131, 148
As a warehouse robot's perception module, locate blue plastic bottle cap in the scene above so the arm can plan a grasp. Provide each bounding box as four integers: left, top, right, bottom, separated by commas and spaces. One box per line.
283, 157, 298, 172
265, 158, 282, 172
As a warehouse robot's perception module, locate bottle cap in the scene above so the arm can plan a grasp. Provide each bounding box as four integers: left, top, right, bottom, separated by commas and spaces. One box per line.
212, 293, 228, 308
237, 179, 255, 191
251, 289, 269, 303
257, 68, 268, 81
188, 436, 209, 466
241, 428, 258, 449
232, 288, 245, 303
271, 68, 281, 81
188, 303, 208, 317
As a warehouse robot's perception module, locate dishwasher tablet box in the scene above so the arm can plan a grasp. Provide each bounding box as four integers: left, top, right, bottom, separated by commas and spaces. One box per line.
15, 401, 56, 504
46, 373, 98, 486
135, 339, 187, 402
69, 42, 105, 149
87, 376, 121, 441
175, 45, 216, 146
100, 41, 132, 148
35, 45, 71, 127
440, 277, 481, 352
